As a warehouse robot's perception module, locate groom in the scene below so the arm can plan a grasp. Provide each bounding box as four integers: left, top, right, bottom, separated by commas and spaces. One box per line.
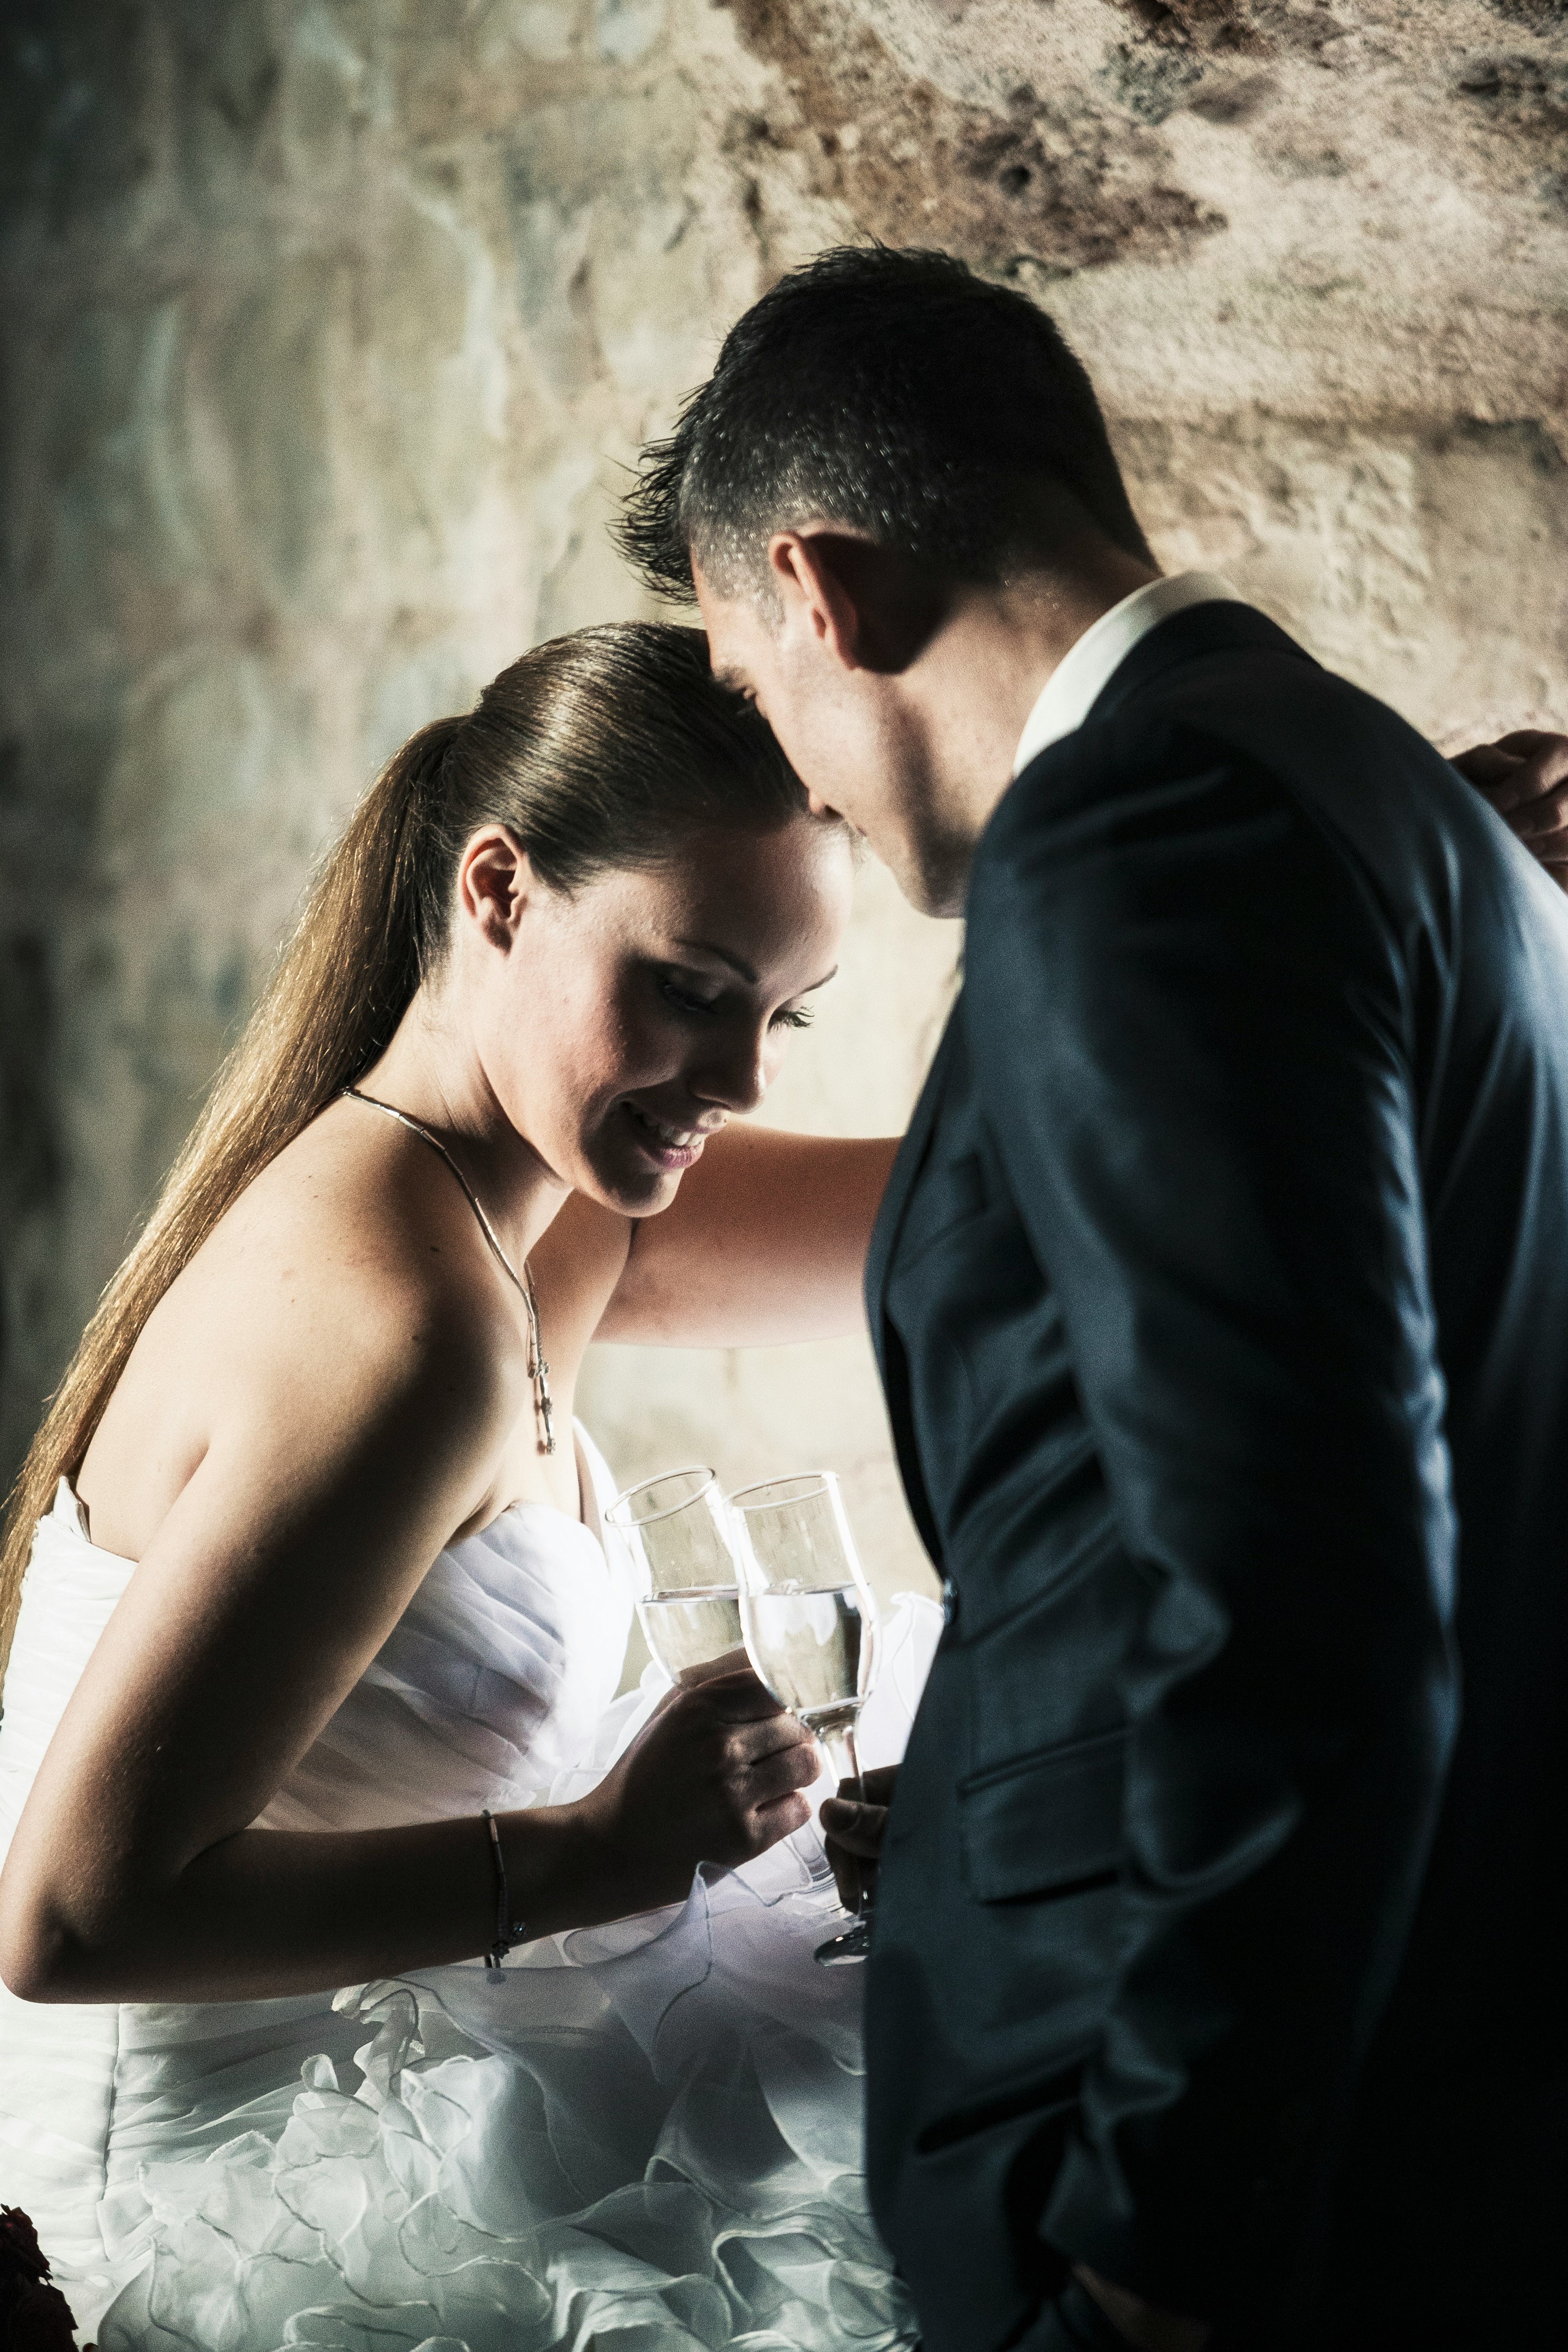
619, 248, 1568, 2350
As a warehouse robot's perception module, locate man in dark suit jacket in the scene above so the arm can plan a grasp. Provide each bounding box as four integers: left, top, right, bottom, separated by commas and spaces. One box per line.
619, 246, 1568, 2349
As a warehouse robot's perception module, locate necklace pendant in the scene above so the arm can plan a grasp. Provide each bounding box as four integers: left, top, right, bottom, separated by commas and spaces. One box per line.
537, 1381, 557, 1456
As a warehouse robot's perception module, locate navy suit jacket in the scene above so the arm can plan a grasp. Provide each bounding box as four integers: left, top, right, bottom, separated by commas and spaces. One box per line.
863, 602, 1568, 2349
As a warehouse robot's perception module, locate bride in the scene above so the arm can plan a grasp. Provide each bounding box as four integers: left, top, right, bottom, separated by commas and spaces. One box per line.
0, 622, 915, 2352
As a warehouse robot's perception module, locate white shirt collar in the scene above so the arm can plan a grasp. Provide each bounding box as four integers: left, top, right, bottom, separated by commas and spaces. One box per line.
1012, 571, 1246, 777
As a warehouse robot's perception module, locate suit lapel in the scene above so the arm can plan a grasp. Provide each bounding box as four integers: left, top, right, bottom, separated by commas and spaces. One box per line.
865, 997, 963, 1373
865, 1001, 965, 1570
864, 605, 1316, 1576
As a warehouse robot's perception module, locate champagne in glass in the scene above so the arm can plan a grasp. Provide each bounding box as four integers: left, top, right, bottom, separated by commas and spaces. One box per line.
729, 1471, 880, 1964
737, 1582, 867, 1754
606, 1466, 746, 1686
637, 1585, 745, 1682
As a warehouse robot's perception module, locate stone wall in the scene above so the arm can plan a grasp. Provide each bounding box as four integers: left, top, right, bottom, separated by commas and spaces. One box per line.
2, 0, 1564, 1607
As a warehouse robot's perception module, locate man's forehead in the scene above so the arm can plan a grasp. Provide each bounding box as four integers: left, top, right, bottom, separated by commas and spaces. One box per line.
699, 605, 767, 696
693, 559, 765, 664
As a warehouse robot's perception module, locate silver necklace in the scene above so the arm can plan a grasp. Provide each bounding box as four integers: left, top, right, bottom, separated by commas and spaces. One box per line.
342, 1086, 556, 1456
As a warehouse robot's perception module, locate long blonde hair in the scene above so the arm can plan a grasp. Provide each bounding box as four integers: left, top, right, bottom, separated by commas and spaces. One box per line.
0, 623, 804, 1676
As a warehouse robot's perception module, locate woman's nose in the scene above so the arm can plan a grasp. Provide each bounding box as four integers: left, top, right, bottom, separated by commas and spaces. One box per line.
691, 1024, 771, 1116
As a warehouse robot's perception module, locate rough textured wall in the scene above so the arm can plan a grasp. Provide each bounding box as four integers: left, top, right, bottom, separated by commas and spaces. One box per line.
2, 0, 1565, 1606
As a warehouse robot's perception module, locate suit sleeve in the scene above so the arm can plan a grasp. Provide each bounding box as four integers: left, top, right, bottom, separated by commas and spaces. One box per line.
963, 731, 1460, 2323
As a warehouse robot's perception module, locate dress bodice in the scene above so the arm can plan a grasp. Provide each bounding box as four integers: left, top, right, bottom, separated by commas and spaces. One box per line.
260, 1434, 633, 1830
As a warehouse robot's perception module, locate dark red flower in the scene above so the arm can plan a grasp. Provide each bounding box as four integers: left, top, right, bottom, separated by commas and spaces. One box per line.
0, 2208, 83, 2351
0, 2207, 48, 2284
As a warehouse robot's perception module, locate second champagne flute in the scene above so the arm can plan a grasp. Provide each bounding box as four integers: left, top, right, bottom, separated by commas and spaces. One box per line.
729, 1471, 880, 1964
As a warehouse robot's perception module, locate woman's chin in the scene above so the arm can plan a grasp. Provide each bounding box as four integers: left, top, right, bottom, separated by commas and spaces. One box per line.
578, 1149, 685, 1218
578, 1104, 710, 1207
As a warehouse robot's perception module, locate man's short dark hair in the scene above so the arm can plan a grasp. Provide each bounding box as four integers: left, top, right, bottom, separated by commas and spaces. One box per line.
617, 245, 1151, 605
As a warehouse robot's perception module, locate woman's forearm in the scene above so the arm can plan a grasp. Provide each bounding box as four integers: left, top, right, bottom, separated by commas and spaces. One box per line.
1, 1796, 666, 2005
599, 1129, 902, 1347
1, 1671, 818, 2005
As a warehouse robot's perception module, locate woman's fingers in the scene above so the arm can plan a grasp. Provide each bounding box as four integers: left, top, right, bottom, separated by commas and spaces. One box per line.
688, 1666, 788, 1718
733, 1730, 817, 1853
750, 1789, 814, 1841
734, 1726, 822, 1807
673, 1645, 752, 1689
713, 1709, 817, 1774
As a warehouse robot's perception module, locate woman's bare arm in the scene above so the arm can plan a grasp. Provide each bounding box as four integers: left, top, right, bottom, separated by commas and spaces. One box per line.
587, 1127, 899, 1348
0, 1253, 813, 2004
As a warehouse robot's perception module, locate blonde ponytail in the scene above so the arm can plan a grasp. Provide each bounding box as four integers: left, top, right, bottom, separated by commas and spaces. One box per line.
0, 718, 455, 1674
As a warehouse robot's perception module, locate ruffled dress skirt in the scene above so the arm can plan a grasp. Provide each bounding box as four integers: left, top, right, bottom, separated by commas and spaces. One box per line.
0, 1460, 937, 2351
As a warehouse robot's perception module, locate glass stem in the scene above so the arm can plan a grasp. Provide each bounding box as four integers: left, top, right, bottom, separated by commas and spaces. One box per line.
823, 1721, 862, 1800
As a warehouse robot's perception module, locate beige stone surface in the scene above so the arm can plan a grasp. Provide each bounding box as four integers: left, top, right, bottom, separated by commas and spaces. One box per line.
2, 0, 1564, 1613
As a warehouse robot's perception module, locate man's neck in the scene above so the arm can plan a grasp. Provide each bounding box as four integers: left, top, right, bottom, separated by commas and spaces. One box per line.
927, 547, 1161, 854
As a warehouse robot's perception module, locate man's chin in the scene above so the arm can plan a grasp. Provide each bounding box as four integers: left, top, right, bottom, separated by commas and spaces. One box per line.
858, 817, 972, 920
897, 845, 971, 921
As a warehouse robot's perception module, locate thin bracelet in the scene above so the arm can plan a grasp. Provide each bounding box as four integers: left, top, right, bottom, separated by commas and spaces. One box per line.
480, 1808, 527, 1982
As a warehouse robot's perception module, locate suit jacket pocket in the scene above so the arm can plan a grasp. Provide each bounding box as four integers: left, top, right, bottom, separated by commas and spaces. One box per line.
958, 1725, 1126, 1903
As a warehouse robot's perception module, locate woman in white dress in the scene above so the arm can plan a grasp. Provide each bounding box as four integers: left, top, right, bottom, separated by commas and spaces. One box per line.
0, 622, 919, 2352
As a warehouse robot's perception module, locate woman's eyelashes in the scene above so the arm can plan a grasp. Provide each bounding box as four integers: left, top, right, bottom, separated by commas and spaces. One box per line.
659, 976, 722, 1017
658, 974, 813, 1030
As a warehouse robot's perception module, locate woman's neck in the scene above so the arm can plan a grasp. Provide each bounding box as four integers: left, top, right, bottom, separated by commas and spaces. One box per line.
358, 992, 570, 1266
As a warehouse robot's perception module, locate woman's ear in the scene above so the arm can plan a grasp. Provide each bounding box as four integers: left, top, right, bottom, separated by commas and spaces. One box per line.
457, 827, 534, 951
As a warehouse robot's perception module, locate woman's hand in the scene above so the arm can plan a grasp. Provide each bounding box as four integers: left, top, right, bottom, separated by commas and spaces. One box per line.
1452, 729, 1568, 890
574, 1669, 820, 1915
820, 1764, 897, 1912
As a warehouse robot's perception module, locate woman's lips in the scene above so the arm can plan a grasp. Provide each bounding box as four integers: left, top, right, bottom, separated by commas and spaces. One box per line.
622, 1101, 712, 1172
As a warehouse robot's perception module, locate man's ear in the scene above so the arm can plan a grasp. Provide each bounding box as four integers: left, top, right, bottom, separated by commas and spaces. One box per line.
458, 826, 534, 950
767, 531, 946, 676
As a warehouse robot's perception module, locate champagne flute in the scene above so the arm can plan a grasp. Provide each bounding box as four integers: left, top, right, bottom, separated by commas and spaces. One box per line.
606, 1466, 746, 1685
729, 1471, 880, 1965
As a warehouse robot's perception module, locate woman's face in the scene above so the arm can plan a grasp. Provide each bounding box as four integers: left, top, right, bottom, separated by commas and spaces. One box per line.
465, 814, 854, 1214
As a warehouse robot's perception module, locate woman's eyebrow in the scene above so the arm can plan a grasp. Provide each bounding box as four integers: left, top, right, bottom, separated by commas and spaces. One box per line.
673, 937, 760, 984
672, 939, 838, 995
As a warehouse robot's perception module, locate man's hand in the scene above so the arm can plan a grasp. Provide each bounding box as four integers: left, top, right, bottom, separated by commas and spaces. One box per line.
819, 1764, 897, 1911
1074, 2265, 1211, 2351
1452, 729, 1568, 890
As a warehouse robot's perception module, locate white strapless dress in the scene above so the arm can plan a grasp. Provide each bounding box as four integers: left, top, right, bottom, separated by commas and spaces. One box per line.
0, 1434, 937, 2351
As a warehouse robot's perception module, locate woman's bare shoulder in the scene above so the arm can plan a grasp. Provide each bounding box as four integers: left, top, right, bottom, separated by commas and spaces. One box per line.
79, 1109, 528, 1557
191, 1112, 526, 1382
